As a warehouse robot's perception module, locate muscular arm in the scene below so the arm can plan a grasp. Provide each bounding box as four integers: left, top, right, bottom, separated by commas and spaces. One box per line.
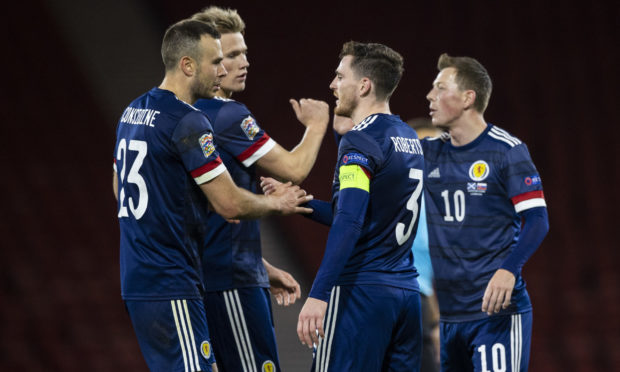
199, 170, 312, 220
261, 176, 333, 225
255, 99, 329, 184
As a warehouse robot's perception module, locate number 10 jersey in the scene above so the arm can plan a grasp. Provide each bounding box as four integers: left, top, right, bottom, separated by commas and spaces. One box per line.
422, 124, 546, 322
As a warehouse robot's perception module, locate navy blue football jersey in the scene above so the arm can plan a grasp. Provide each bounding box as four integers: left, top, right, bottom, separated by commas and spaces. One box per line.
313, 114, 424, 296
422, 124, 546, 321
193, 97, 276, 291
114, 87, 226, 300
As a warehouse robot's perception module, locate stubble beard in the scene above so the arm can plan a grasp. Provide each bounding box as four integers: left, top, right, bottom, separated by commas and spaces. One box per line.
334, 99, 354, 118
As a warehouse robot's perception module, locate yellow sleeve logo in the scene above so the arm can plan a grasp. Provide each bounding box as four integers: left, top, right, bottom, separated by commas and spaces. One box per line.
339, 164, 370, 192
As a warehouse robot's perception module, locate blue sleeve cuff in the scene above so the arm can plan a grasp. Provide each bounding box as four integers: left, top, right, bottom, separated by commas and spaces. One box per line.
302, 199, 333, 226
501, 207, 549, 275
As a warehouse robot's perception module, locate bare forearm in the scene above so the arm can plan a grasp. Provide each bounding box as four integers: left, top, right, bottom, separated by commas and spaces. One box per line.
229, 187, 279, 220
286, 127, 326, 182
259, 127, 326, 185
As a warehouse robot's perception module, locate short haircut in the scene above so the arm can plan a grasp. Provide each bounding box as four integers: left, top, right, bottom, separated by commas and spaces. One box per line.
437, 53, 492, 113
191, 6, 245, 34
161, 19, 221, 71
339, 41, 404, 101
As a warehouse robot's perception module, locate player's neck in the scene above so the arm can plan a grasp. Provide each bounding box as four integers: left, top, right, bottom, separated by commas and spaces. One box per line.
216, 89, 233, 99
159, 76, 194, 104
352, 100, 391, 125
448, 114, 487, 147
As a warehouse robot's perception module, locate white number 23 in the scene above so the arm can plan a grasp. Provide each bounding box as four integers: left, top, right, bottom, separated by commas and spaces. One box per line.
116, 139, 148, 220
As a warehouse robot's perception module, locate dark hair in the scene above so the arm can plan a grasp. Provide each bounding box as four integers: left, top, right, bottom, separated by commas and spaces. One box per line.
161, 19, 221, 71
340, 41, 404, 101
437, 53, 492, 113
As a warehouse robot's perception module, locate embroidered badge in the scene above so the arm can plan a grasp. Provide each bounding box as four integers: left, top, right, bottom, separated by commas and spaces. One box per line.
262, 360, 276, 372
240, 115, 260, 140
469, 160, 489, 181
200, 341, 211, 359
199, 133, 215, 158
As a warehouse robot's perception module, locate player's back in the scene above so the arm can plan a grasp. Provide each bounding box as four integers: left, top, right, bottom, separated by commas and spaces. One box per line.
114, 87, 221, 300
335, 114, 424, 291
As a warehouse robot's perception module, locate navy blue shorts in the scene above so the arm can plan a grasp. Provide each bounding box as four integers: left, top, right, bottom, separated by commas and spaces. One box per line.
125, 299, 215, 372
440, 311, 532, 372
311, 284, 422, 372
203, 287, 279, 372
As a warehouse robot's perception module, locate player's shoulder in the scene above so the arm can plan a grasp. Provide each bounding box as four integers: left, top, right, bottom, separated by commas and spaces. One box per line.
194, 96, 244, 111
143, 88, 206, 122
421, 131, 450, 150
484, 124, 524, 150
351, 113, 408, 137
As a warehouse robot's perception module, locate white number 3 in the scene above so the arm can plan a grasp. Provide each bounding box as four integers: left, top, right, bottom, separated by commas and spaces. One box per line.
395, 168, 423, 245
116, 139, 148, 220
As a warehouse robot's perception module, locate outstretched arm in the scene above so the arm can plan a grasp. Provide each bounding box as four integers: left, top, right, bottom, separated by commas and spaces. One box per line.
200, 171, 313, 220
261, 176, 333, 225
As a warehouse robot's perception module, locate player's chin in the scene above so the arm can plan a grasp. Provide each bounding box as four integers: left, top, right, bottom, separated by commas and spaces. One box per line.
333, 106, 350, 117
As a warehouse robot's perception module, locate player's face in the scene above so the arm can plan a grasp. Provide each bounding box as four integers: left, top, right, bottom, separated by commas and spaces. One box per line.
192, 35, 227, 100
329, 56, 359, 118
218, 32, 249, 97
426, 67, 468, 128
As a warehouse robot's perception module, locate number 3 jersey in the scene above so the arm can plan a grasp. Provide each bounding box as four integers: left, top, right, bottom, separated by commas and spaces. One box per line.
421, 124, 546, 322
193, 97, 276, 291
311, 114, 424, 299
114, 87, 226, 300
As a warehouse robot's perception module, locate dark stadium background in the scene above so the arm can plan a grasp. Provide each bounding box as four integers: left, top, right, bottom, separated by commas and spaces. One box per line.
2, 0, 618, 370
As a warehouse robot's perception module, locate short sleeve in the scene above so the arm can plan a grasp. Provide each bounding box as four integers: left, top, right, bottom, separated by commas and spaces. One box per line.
214, 102, 276, 167
172, 110, 226, 184
503, 143, 546, 213
338, 130, 384, 177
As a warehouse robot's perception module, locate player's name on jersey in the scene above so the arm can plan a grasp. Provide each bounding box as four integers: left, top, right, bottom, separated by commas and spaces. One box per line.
120, 107, 161, 127
390, 136, 423, 155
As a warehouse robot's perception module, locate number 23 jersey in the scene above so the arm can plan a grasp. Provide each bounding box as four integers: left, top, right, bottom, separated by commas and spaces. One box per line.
114, 87, 225, 300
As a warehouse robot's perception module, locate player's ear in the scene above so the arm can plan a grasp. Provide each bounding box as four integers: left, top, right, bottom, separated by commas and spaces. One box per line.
359, 77, 372, 97
463, 89, 476, 110
179, 56, 195, 77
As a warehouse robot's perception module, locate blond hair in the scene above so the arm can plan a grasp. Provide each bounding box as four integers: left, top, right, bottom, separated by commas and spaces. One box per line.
190, 6, 245, 34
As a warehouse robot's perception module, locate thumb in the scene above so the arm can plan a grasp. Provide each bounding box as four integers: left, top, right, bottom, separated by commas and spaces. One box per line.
289, 99, 301, 118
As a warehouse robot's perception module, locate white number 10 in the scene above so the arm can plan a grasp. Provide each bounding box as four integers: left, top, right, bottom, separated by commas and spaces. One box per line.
395, 168, 423, 245
441, 189, 465, 222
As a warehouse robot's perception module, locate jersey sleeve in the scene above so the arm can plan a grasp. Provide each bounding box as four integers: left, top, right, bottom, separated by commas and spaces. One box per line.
338, 130, 384, 177
171, 110, 227, 184
215, 102, 276, 167
503, 143, 546, 213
